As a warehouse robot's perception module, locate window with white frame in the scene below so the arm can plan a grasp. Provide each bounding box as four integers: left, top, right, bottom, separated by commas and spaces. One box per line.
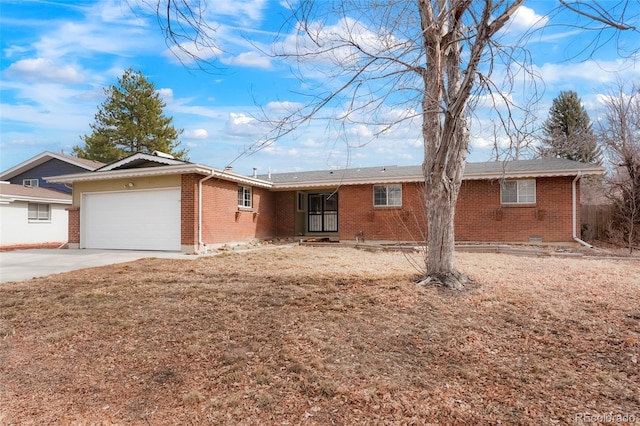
373, 184, 402, 206
23, 179, 39, 187
501, 179, 536, 204
237, 185, 252, 208
28, 203, 50, 221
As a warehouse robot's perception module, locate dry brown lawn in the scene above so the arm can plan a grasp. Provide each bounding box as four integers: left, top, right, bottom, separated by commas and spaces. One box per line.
1, 246, 639, 425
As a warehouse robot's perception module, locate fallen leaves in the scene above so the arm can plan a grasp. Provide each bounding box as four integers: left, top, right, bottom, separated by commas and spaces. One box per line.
0, 246, 638, 425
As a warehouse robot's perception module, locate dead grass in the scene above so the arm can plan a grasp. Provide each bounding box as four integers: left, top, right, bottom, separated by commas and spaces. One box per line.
1, 246, 639, 425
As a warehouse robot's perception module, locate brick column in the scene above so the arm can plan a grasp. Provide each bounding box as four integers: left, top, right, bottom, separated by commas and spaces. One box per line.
67, 207, 80, 247
181, 174, 199, 251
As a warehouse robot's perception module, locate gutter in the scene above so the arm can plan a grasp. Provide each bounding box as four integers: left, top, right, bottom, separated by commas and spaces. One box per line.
572, 172, 593, 248
198, 170, 216, 254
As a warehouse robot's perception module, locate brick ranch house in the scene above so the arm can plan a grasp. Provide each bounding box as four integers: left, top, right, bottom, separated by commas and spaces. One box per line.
46, 152, 605, 252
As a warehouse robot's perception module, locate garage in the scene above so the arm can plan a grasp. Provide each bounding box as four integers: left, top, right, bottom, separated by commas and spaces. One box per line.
82, 188, 181, 251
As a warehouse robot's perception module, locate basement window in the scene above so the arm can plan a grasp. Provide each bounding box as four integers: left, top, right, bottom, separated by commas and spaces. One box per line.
501, 179, 536, 204
28, 203, 50, 221
237, 185, 252, 208
373, 184, 402, 207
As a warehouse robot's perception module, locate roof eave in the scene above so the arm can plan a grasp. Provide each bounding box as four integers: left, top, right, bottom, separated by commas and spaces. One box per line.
0, 195, 72, 204
463, 167, 606, 180
269, 175, 424, 190
46, 164, 214, 183
0, 151, 99, 180
268, 167, 606, 189
97, 153, 188, 171
46, 164, 274, 188
210, 170, 273, 188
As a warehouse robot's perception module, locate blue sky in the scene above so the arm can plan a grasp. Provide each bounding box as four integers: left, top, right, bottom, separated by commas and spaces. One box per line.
1, 0, 639, 175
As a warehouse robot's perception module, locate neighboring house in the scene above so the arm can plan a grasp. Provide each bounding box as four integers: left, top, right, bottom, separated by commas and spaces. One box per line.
0, 151, 104, 194
0, 182, 72, 248
46, 152, 605, 252
0, 151, 103, 249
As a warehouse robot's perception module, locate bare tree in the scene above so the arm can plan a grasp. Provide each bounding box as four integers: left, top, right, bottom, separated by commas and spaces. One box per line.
154, 1, 639, 290
146, 0, 223, 71
599, 81, 640, 253
489, 106, 538, 161
262, 1, 530, 290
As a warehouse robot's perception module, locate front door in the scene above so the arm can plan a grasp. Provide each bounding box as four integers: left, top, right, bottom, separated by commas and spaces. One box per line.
308, 193, 338, 232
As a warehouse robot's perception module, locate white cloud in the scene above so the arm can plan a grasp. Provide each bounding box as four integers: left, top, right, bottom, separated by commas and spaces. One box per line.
346, 124, 373, 138
508, 6, 549, 32
266, 101, 304, 114
97, 0, 148, 26
225, 112, 266, 136
273, 16, 402, 70
222, 51, 272, 69
164, 40, 222, 65
157, 88, 174, 102
258, 142, 277, 153
300, 138, 323, 148
204, 0, 268, 24
473, 91, 514, 111
184, 129, 209, 139
534, 60, 631, 85
3, 44, 28, 59
5, 58, 85, 83
35, 20, 154, 59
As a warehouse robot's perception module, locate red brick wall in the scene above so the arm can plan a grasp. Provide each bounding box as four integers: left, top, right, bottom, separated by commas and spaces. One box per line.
338, 183, 427, 241
181, 174, 199, 247
197, 178, 276, 245
275, 192, 296, 237
67, 207, 80, 244
456, 177, 576, 242
274, 177, 579, 243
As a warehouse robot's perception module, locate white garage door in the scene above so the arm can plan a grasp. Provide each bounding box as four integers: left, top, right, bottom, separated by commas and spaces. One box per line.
82, 188, 181, 251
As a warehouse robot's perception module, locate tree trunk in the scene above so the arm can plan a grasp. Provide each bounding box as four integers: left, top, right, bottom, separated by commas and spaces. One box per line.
420, 177, 467, 290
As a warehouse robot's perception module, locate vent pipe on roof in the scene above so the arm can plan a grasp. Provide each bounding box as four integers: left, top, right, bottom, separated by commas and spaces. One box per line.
224, 166, 232, 172
152, 150, 175, 159
253, 167, 257, 178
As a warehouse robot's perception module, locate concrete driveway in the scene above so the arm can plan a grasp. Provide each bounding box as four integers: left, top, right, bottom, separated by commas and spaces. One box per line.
0, 249, 197, 284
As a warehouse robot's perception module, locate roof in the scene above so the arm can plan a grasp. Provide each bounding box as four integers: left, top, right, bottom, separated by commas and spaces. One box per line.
46, 153, 273, 189
96, 151, 188, 171
261, 158, 606, 189
46, 156, 605, 191
0, 151, 104, 180
0, 182, 72, 204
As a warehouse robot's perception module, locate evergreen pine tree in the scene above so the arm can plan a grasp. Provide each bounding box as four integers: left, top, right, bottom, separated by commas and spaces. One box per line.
538, 90, 601, 164
73, 68, 186, 163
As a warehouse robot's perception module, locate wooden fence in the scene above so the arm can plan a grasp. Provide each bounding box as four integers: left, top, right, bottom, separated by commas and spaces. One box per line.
581, 204, 614, 240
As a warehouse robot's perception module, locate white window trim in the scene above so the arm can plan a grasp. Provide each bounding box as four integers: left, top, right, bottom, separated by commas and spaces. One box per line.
501, 179, 536, 205
237, 185, 252, 209
373, 184, 402, 207
23, 178, 39, 187
28, 203, 51, 222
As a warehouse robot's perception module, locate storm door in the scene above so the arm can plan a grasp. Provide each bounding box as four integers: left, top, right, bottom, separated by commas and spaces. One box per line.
308, 193, 338, 232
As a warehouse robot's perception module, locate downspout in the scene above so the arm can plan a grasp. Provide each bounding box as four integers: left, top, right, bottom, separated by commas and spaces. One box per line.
198, 170, 216, 253
572, 172, 593, 248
